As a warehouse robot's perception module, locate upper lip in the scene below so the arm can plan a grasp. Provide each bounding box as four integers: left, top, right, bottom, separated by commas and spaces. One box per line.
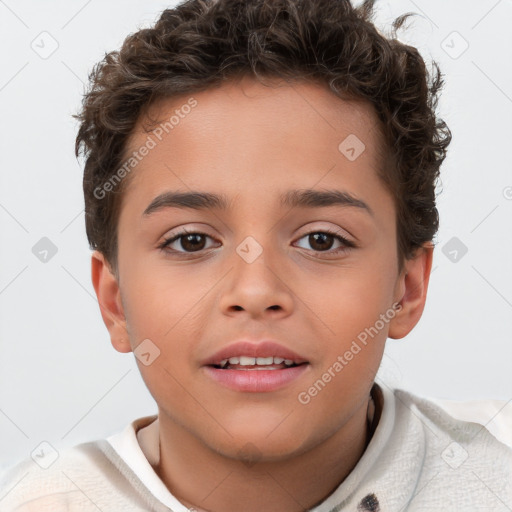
201, 341, 309, 366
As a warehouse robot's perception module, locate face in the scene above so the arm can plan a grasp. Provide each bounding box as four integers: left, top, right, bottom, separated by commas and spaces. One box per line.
94, 76, 429, 462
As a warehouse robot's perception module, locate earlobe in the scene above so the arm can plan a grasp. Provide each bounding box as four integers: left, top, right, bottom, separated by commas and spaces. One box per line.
91, 251, 132, 353
388, 242, 434, 340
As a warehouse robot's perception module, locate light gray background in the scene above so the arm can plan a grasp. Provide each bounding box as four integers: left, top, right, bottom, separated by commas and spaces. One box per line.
0, 0, 511, 471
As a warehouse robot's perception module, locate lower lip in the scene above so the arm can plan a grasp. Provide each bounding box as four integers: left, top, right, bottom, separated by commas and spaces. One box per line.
202, 365, 310, 392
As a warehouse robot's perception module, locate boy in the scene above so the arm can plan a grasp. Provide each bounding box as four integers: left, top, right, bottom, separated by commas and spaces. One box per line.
1, 0, 511, 510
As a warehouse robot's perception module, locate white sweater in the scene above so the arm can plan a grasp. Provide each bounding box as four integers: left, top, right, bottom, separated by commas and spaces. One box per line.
1, 383, 511, 511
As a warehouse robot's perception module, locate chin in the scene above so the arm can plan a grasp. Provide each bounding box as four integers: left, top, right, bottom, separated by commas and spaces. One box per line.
206, 428, 311, 464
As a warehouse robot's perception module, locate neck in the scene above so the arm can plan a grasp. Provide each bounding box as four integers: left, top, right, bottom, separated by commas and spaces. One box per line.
154, 387, 379, 512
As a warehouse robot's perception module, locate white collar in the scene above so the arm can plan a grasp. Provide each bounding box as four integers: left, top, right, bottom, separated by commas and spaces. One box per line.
107, 414, 189, 511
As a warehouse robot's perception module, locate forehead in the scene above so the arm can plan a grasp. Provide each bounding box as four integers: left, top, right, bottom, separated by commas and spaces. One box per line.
133, 76, 386, 153
122, 76, 391, 211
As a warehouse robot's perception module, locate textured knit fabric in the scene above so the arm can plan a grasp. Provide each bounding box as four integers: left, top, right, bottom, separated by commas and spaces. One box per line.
1, 383, 511, 511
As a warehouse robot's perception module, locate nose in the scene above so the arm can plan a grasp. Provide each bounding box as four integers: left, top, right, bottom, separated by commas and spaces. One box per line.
219, 242, 294, 319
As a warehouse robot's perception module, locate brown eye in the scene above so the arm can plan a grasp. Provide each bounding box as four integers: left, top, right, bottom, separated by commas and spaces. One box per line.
308, 232, 335, 251
179, 233, 207, 252
294, 230, 355, 254
160, 230, 217, 253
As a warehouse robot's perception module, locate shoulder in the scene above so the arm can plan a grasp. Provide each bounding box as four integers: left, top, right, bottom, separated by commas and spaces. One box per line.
389, 387, 512, 508
0, 438, 160, 512
426, 395, 512, 449
0, 440, 111, 511
394, 387, 512, 450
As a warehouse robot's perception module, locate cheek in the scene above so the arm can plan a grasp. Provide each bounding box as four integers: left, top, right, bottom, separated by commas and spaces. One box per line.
119, 272, 204, 410
119, 265, 214, 392
296, 277, 390, 418
310, 290, 388, 387
309, 264, 396, 340
121, 263, 206, 339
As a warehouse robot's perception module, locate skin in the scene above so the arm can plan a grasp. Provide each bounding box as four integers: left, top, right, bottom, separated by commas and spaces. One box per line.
92, 75, 433, 512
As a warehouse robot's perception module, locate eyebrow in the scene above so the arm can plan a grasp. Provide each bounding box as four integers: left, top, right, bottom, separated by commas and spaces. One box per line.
142, 188, 374, 217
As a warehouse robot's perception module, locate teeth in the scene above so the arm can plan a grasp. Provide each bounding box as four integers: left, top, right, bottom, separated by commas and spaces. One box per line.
256, 357, 273, 365
217, 356, 298, 368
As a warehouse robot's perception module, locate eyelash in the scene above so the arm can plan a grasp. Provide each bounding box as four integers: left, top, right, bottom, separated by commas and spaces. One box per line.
158, 228, 356, 257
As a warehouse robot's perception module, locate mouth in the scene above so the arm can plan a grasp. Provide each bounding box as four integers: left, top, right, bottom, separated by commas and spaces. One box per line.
202, 341, 311, 392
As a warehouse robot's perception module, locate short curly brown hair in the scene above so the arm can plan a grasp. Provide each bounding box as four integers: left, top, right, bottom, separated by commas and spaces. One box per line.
74, 0, 451, 275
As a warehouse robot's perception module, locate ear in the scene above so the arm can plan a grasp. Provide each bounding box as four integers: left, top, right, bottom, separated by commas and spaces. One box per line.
388, 242, 434, 339
91, 251, 132, 353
